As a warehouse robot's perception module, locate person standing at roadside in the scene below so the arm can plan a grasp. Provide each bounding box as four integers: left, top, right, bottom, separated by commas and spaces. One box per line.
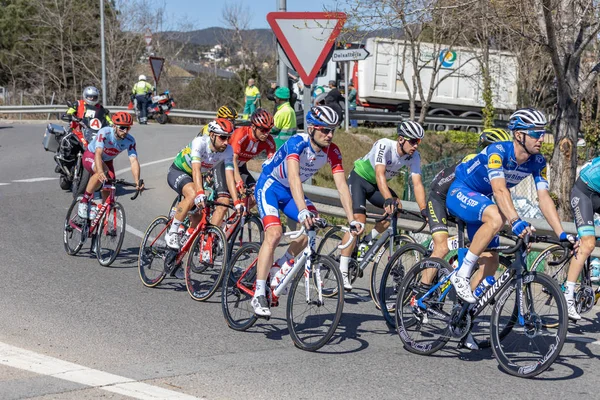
324, 80, 344, 121
243, 78, 261, 118
348, 82, 358, 128
271, 87, 297, 149
131, 75, 154, 125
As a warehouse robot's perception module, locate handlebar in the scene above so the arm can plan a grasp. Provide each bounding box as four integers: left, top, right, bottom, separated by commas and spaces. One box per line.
284, 218, 355, 250
371, 208, 427, 233
102, 178, 144, 200
497, 233, 573, 265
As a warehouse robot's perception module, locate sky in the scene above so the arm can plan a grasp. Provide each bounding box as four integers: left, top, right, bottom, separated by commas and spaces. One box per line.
161, 0, 341, 30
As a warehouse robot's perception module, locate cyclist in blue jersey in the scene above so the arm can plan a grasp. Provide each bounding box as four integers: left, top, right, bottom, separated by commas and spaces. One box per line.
446, 108, 575, 308
565, 157, 600, 319
252, 106, 364, 317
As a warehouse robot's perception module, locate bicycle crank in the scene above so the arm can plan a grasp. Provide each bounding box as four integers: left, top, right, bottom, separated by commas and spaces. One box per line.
576, 285, 595, 314
448, 304, 471, 339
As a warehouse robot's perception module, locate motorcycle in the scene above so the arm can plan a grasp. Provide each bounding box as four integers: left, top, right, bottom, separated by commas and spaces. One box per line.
131, 90, 175, 124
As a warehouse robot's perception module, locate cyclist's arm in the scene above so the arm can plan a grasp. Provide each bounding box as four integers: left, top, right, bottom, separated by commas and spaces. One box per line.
232, 153, 243, 186
129, 156, 142, 188
333, 172, 354, 222
490, 177, 518, 222
225, 168, 239, 203
191, 162, 204, 194
94, 147, 105, 178
411, 173, 426, 211
287, 158, 308, 213
538, 189, 564, 236
375, 164, 394, 200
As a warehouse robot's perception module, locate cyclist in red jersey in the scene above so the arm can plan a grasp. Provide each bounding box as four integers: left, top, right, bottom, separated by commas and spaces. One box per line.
230, 108, 276, 196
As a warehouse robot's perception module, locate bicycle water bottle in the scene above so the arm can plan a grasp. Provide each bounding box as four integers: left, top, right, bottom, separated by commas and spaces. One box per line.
269, 262, 281, 281
271, 259, 294, 294
169, 206, 177, 219
473, 276, 496, 299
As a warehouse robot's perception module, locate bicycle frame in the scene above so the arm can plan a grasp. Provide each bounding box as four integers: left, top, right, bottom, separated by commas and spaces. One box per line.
87, 183, 117, 237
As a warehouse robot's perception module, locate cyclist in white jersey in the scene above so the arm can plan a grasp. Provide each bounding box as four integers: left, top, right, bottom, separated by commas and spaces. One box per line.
338, 121, 427, 289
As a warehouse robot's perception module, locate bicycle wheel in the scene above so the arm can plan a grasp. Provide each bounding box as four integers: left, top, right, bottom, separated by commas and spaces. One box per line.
138, 216, 170, 287
370, 234, 415, 308
531, 244, 568, 281
378, 243, 428, 328
287, 255, 344, 351
185, 225, 229, 301
63, 198, 86, 255
96, 202, 126, 267
396, 258, 454, 355
228, 214, 264, 258
222, 242, 259, 331
316, 226, 345, 261
491, 272, 568, 378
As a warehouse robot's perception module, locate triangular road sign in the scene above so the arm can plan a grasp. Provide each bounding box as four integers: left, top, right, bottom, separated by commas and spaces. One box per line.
149, 56, 165, 84
267, 12, 346, 85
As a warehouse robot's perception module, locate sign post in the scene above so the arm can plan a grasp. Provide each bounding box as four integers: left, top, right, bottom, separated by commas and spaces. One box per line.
148, 56, 164, 95
144, 29, 152, 55
331, 48, 370, 132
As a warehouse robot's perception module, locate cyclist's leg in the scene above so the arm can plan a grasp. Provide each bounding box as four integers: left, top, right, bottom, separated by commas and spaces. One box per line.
421, 194, 450, 284
166, 164, 195, 248
78, 151, 106, 217
210, 161, 231, 227
99, 161, 115, 203
281, 194, 319, 256
240, 164, 256, 209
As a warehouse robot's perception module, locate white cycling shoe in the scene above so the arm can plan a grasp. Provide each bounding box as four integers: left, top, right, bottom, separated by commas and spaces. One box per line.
450, 275, 476, 304
462, 332, 479, 350
165, 231, 180, 250
342, 272, 353, 291
567, 299, 581, 321
251, 295, 271, 317
77, 202, 88, 219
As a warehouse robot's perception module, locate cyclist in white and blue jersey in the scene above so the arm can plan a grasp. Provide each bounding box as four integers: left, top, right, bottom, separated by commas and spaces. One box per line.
446, 108, 574, 308
565, 157, 600, 320
252, 106, 364, 317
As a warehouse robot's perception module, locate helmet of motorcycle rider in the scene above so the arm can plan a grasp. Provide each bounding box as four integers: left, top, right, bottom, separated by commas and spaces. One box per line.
82, 86, 100, 106
139, 75, 147, 81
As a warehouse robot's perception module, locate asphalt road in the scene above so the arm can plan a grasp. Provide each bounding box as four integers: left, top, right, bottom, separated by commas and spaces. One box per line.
1, 122, 600, 400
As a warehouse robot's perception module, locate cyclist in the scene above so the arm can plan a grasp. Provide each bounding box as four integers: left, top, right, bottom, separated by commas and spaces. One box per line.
200, 105, 238, 136
165, 118, 243, 250
77, 112, 143, 218
338, 121, 427, 290
446, 108, 574, 309
66, 86, 113, 146
565, 156, 600, 320
131, 75, 154, 124
252, 105, 364, 317
230, 108, 276, 197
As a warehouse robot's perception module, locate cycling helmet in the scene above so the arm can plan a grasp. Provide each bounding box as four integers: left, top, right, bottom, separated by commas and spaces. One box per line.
82, 86, 100, 106
507, 108, 547, 131
216, 105, 238, 120
397, 121, 425, 139
250, 108, 274, 130
306, 105, 340, 128
111, 111, 133, 127
139, 74, 147, 81
208, 118, 235, 136
479, 128, 512, 148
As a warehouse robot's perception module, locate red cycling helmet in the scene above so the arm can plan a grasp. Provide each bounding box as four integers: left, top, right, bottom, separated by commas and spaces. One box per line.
251, 108, 274, 130
112, 111, 133, 126
208, 118, 235, 136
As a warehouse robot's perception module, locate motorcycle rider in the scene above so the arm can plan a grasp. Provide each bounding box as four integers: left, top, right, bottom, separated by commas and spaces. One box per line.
131, 75, 154, 125
65, 86, 113, 147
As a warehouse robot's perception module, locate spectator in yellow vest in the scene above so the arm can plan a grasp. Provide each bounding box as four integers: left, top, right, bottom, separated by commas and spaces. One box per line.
243, 78, 261, 118
131, 75, 154, 124
271, 87, 297, 149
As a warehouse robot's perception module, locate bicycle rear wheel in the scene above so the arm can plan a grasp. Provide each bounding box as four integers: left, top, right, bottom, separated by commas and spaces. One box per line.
185, 225, 228, 301
96, 202, 126, 267
221, 242, 259, 331
378, 243, 427, 328
491, 272, 568, 378
287, 255, 344, 351
370, 235, 415, 308
228, 214, 264, 259
63, 198, 86, 255
138, 216, 169, 287
396, 258, 454, 355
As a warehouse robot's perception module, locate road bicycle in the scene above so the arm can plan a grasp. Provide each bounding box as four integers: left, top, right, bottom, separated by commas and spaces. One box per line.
395, 232, 570, 378
316, 208, 424, 305
63, 178, 143, 266
221, 219, 353, 351
138, 199, 230, 302
531, 238, 599, 316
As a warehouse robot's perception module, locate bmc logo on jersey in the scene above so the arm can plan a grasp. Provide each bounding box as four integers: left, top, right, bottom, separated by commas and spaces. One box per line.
488, 154, 502, 169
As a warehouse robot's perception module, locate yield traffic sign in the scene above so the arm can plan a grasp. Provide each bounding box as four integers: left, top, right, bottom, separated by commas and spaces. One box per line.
332, 48, 370, 62
149, 56, 164, 84
266, 12, 346, 84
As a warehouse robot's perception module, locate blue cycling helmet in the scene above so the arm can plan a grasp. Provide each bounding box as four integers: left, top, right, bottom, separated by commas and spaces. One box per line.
306, 105, 340, 128
507, 108, 547, 131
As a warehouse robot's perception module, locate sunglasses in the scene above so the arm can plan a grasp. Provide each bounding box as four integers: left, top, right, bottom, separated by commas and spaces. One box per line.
523, 130, 546, 140
316, 127, 335, 135
405, 138, 421, 146
256, 126, 271, 134
217, 134, 230, 141
116, 125, 130, 132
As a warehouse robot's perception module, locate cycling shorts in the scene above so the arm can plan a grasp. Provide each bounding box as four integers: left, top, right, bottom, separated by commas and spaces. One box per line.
167, 161, 229, 198
446, 180, 499, 248
427, 192, 448, 236
82, 150, 115, 179
348, 169, 398, 215
255, 175, 318, 230
571, 178, 600, 237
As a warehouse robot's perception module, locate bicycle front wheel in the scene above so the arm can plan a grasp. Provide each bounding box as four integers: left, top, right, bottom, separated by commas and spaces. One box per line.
63, 198, 86, 255
221, 242, 259, 331
96, 202, 126, 267
138, 216, 170, 287
491, 272, 568, 378
185, 225, 229, 301
228, 214, 264, 258
287, 255, 344, 351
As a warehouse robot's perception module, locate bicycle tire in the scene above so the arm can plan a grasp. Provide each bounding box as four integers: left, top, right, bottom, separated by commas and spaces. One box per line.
185, 225, 229, 301
228, 214, 264, 260
63, 198, 86, 255
287, 255, 344, 351
221, 242, 259, 331
96, 202, 126, 267
491, 271, 568, 378
378, 243, 428, 328
396, 258, 454, 355
138, 216, 170, 287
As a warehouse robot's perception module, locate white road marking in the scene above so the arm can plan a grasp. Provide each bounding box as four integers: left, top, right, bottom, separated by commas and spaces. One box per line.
12, 177, 58, 183
0, 342, 203, 400
115, 157, 173, 176
0, 183, 10, 186
126, 224, 146, 239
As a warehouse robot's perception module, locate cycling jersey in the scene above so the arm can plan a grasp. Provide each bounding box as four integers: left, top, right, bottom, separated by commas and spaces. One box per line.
261, 133, 344, 187
454, 141, 548, 196
353, 138, 421, 184
230, 126, 276, 166
172, 135, 234, 175
87, 126, 137, 162
579, 157, 600, 194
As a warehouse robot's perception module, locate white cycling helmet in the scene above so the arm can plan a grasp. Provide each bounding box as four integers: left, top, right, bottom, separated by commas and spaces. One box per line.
82, 86, 99, 106
397, 120, 425, 139
139, 74, 147, 81
306, 105, 340, 128
507, 108, 547, 131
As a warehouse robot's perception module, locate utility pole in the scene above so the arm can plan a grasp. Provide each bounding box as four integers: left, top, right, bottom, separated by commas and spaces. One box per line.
100, 0, 107, 105
277, 0, 287, 88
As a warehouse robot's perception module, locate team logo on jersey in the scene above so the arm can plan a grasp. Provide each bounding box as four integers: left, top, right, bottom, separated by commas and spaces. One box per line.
488, 154, 502, 169
89, 118, 102, 130
535, 155, 545, 164
495, 144, 505, 152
